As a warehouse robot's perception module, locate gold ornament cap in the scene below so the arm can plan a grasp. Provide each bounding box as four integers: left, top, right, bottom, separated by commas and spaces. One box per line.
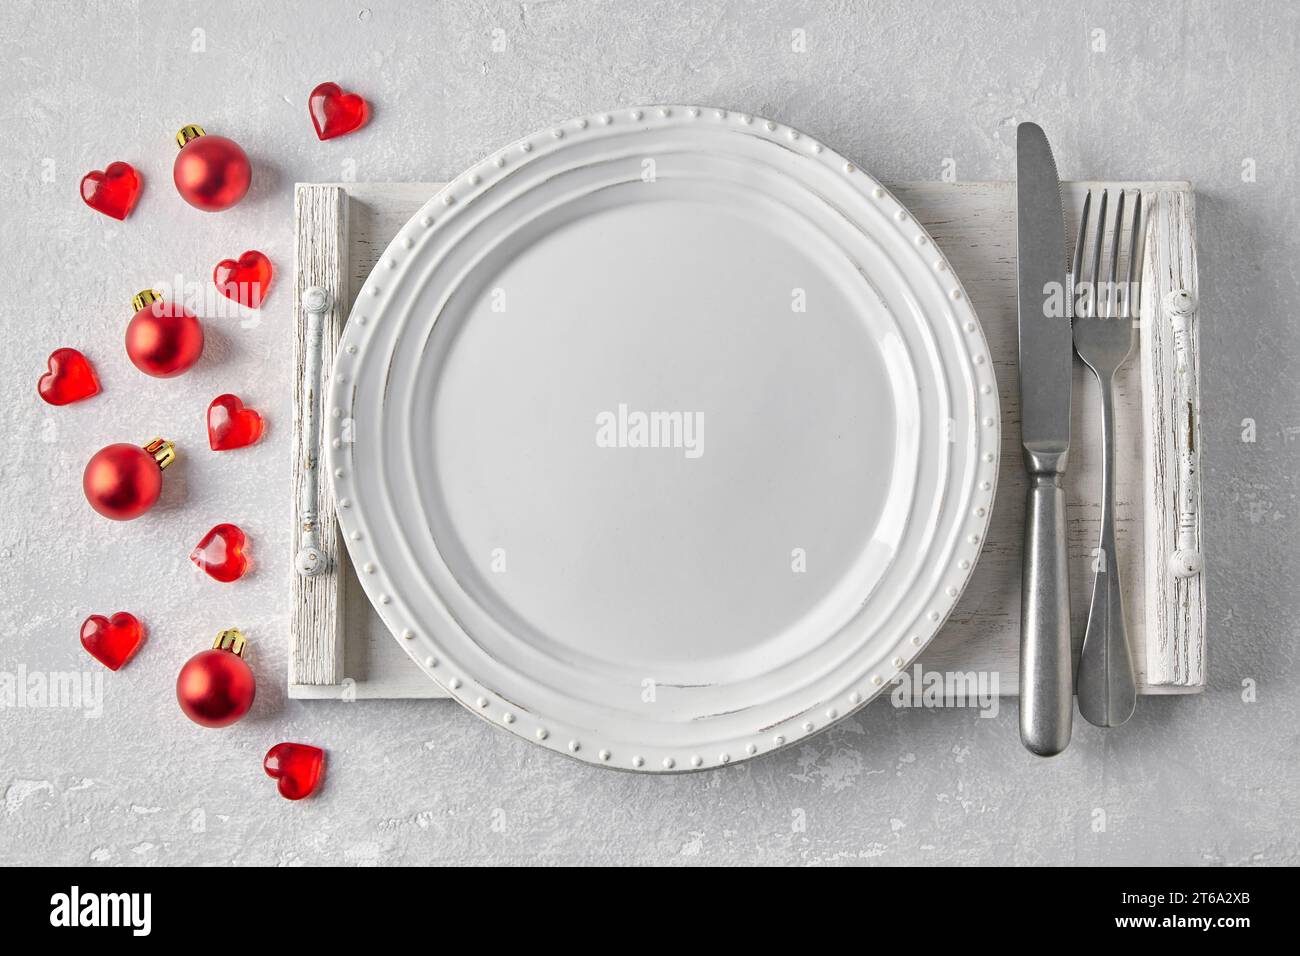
176, 124, 207, 148
143, 437, 176, 470
132, 289, 163, 313
213, 628, 248, 657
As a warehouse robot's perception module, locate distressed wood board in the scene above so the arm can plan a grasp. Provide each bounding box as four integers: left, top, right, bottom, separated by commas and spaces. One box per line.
290, 180, 1206, 700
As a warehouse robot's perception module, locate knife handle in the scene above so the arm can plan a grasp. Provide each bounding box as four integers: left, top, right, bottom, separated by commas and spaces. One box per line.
1019, 472, 1073, 756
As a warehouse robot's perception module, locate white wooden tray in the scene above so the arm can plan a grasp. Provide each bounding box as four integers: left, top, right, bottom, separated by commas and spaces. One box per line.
289, 180, 1205, 701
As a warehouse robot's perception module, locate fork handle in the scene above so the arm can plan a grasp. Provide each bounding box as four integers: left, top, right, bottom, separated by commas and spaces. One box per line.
1019, 472, 1074, 756
1077, 376, 1137, 726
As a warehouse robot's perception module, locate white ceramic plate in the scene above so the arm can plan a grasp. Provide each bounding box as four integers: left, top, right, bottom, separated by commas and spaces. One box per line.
326, 106, 999, 772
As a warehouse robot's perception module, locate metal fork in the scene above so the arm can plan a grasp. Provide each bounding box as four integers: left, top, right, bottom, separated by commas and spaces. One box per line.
1073, 189, 1143, 728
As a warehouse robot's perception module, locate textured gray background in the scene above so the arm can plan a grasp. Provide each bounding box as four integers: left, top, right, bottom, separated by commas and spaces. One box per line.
1, 0, 1296, 866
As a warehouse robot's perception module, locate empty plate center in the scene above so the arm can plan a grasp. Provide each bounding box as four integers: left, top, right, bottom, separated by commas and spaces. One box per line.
423, 193, 905, 674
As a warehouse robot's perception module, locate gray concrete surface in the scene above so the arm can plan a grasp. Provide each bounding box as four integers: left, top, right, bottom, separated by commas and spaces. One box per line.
1, 0, 1296, 866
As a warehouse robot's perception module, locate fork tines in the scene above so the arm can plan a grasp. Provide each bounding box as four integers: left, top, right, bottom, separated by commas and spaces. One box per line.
1072, 189, 1144, 321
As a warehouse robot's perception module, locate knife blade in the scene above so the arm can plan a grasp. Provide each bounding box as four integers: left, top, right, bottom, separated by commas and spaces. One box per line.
1015, 122, 1074, 757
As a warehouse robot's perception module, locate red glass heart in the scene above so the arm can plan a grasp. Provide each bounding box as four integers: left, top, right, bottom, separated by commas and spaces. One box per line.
80, 162, 141, 220
264, 743, 325, 800
38, 348, 101, 406
207, 394, 265, 450
309, 82, 369, 140
80, 612, 144, 671
213, 250, 273, 308
190, 523, 250, 583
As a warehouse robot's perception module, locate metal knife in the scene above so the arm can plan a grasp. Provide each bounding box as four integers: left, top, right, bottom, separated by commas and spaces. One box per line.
1015, 122, 1074, 756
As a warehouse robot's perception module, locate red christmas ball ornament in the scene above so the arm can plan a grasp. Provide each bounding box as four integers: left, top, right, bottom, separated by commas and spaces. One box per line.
173, 125, 251, 212
125, 289, 204, 377
177, 628, 256, 728
83, 437, 175, 521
